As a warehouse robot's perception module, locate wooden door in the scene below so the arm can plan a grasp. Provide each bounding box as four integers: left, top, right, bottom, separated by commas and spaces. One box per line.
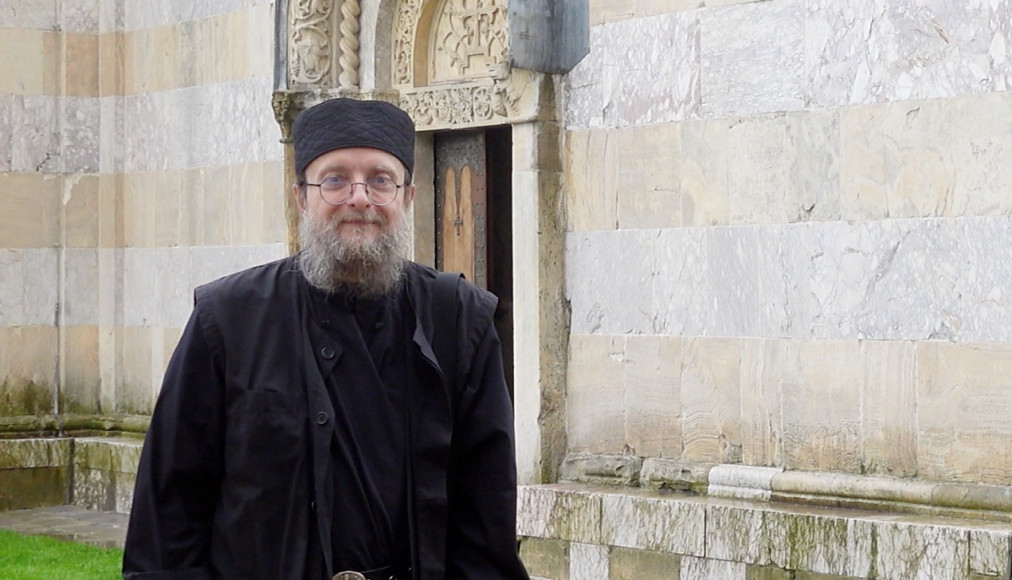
435, 130, 488, 287
434, 127, 514, 396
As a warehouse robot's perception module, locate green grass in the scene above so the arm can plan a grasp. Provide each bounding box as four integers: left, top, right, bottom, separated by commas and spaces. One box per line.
0, 529, 123, 580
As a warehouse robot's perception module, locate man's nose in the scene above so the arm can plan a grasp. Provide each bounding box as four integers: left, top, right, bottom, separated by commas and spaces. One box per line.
345, 183, 372, 207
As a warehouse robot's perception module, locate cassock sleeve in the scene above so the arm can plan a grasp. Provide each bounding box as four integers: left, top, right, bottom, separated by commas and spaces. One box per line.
445, 319, 531, 579
122, 305, 226, 580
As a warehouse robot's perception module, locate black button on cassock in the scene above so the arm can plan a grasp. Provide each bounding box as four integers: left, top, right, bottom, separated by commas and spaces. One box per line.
315, 412, 329, 425
320, 346, 335, 359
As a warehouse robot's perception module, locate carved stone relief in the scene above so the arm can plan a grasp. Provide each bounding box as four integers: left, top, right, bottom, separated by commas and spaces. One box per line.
290, 0, 337, 85
431, 0, 508, 83
393, 0, 424, 87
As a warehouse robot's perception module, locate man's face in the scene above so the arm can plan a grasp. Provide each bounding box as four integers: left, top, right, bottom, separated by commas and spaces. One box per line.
296, 146, 415, 246
294, 146, 416, 296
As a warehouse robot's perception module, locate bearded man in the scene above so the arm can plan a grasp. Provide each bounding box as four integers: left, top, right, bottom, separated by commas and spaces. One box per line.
123, 98, 530, 580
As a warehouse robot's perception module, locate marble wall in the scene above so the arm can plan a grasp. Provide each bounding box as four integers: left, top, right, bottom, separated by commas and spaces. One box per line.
564, 0, 1012, 486
0, 0, 286, 421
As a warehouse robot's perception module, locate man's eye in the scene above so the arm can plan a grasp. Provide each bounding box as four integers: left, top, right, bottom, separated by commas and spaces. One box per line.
322, 176, 348, 188
369, 176, 393, 187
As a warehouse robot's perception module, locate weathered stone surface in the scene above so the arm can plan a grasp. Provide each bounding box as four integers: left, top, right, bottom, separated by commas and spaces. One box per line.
570, 542, 608, 580
769, 511, 874, 578
623, 335, 681, 457
0, 438, 70, 469
969, 528, 1012, 577
609, 546, 682, 580
0, 467, 67, 510
566, 334, 626, 454
917, 341, 1012, 485
699, 0, 805, 118
681, 337, 741, 464
562, 454, 643, 487
706, 504, 769, 565
860, 340, 917, 477
874, 521, 968, 580
518, 485, 603, 545
565, 12, 699, 129
0, 174, 60, 249
680, 555, 746, 580
639, 458, 711, 493
601, 493, 705, 555
520, 537, 570, 580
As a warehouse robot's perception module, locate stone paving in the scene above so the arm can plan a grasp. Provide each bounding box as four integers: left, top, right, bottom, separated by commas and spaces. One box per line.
0, 505, 128, 550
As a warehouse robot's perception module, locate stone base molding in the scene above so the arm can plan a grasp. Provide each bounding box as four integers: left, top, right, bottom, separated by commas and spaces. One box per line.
562, 454, 1012, 524
518, 482, 1012, 580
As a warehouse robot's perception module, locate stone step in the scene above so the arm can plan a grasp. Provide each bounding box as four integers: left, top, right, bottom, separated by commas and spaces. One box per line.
0, 436, 143, 514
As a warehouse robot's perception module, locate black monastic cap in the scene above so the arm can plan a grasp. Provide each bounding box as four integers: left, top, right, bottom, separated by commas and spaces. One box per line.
292, 98, 416, 179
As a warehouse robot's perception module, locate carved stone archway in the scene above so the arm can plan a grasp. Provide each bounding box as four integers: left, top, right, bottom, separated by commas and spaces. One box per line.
272, 0, 567, 485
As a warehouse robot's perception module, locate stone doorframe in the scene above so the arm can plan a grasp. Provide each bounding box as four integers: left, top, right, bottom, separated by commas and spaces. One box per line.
271, 0, 567, 485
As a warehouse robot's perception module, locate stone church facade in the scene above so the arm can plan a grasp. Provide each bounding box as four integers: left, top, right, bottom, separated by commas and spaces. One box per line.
3, 0, 1012, 578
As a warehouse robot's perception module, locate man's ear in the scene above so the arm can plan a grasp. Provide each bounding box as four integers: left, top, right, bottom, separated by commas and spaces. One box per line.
293, 183, 307, 212
403, 183, 416, 206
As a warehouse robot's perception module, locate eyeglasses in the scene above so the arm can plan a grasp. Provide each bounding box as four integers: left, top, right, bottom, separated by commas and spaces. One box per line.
305, 176, 404, 207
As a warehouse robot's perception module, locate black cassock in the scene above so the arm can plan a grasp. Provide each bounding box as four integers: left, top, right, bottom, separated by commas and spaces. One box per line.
123, 257, 529, 580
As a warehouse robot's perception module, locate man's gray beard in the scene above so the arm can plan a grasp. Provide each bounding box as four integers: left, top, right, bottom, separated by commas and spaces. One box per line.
297, 209, 410, 298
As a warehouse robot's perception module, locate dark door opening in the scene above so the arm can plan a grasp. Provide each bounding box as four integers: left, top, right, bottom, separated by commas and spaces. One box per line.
434, 126, 514, 397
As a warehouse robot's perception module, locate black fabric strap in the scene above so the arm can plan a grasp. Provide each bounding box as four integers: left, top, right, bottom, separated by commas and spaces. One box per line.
432, 272, 461, 392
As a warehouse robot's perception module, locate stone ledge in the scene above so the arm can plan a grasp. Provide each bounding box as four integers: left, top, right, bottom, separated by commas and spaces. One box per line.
517, 483, 1012, 580
561, 456, 1012, 522
0, 435, 143, 514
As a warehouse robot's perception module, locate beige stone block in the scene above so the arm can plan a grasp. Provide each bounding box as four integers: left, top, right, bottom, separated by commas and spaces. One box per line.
0, 172, 61, 248
917, 341, 1012, 485
969, 528, 1012, 577
725, 114, 791, 225
153, 170, 183, 247
126, 25, 179, 94
637, 0, 699, 17
179, 167, 206, 246
65, 32, 100, 97
609, 547, 683, 580
121, 172, 152, 247
163, 327, 183, 368
781, 513, 874, 577
840, 101, 949, 221
615, 123, 683, 230
230, 162, 264, 245
224, 10, 251, 82
566, 129, 618, 232
589, 0, 635, 25
118, 326, 154, 414
98, 31, 123, 97
682, 337, 742, 463
681, 119, 729, 226
61, 325, 100, 414
0, 29, 48, 95
263, 160, 288, 244
63, 173, 100, 248
567, 334, 625, 454
739, 339, 782, 466
203, 165, 234, 245
246, 3, 275, 78
861, 340, 916, 477
97, 174, 120, 248
942, 93, 1012, 218
623, 335, 681, 457
784, 108, 842, 222
780, 340, 862, 473
0, 326, 58, 416
520, 537, 570, 580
